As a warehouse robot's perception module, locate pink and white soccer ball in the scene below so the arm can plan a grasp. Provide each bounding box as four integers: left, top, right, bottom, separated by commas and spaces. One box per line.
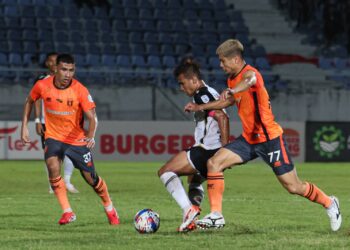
134, 208, 160, 233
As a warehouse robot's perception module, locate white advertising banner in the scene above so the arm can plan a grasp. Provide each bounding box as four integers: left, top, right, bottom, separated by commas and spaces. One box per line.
0, 121, 43, 159
0, 121, 305, 162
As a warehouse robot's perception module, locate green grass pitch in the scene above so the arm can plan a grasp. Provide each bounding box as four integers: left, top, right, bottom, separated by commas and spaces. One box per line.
0, 160, 349, 249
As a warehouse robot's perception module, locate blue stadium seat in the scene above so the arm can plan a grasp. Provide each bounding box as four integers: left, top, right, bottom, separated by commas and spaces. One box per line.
33, 0, 46, 5
37, 18, 52, 30
85, 31, 97, 43
162, 55, 176, 69
70, 31, 84, 42
213, 10, 230, 22
84, 20, 98, 31
53, 31, 69, 42
5, 17, 21, 28
252, 44, 266, 57
74, 54, 86, 67
53, 19, 68, 30
129, 32, 143, 43
217, 22, 232, 33
138, 0, 153, 9
0, 41, 9, 53
244, 56, 254, 65
199, 10, 213, 21
116, 55, 131, 68
22, 29, 37, 41
23, 53, 36, 66
21, 17, 36, 29
101, 44, 115, 54
158, 33, 173, 44
161, 44, 175, 56
147, 55, 162, 69
0, 53, 7, 66
154, 0, 166, 9
318, 57, 333, 69
2, 0, 17, 5
56, 42, 70, 53
139, 9, 153, 19
50, 6, 65, 18
206, 44, 217, 56
8, 30, 22, 41
100, 33, 113, 43
183, 0, 198, 9
98, 19, 111, 31
333, 58, 347, 71
127, 20, 144, 31
68, 19, 83, 31
197, 0, 214, 10
21, 6, 36, 18
167, 0, 181, 9
23, 41, 37, 53
9, 41, 22, 53
101, 54, 116, 67
9, 53, 22, 66
4, 6, 20, 17
71, 43, 86, 54
203, 32, 219, 44
142, 20, 157, 31
175, 44, 190, 55
184, 9, 198, 21
94, 7, 109, 19
112, 20, 127, 31
0, 30, 6, 40
80, 6, 94, 18
114, 31, 129, 43
86, 54, 100, 67
157, 20, 172, 32
35, 6, 49, 18
124, 8, 139, 19
154, 9, 167, 19
122, 0, 137, 8
116, 43, 131, 55
202, 21, 217, 33
186, 21, 202, 32
146, 44, 160, 56
232, 23, 249, 34
144, 32, 158, 44
109, 8, 124, 19
86, 43, 101, 54
172, 20, 186, 32
208, 56, 220, 70
173, 33, 189, 44
213, 0, 228, 10
39, 41, 54, 53
131, 55, 147, 68
130, 43, 146, 55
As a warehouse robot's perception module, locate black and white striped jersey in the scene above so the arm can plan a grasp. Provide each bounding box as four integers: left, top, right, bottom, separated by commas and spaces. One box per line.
192, 81, 226, 150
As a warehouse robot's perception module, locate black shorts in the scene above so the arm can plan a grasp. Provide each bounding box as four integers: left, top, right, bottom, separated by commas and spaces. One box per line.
44, 138, 95, 173
185, 146, 220, 178
224, 135, 294, 176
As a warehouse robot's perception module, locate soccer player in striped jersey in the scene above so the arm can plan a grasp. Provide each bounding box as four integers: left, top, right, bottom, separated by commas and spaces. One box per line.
158, 59, 229, 232
184, 39, 341, 231
34, 52, 79, 194
21, 54, 119, 225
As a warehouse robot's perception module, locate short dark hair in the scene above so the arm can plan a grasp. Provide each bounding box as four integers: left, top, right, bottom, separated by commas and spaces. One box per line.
173, 58, 202, 80
56, 54, 75, 65
45, 52, 58, 62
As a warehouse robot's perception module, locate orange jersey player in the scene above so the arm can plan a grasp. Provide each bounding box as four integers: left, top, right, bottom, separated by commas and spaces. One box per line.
21, 54, 119, 226
33, 52, 79, 194
184, 39, 341, 232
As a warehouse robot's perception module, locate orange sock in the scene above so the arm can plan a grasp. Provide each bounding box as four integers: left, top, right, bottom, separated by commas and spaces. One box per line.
207, 172, 224, 213
50, 176, 71, 211
303, 182, 332, 208
94, 177, 112, 207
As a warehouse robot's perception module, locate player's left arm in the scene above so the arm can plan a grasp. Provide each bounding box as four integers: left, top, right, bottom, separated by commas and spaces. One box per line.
222, 70, 257, 99
212, 110, 230, 146
84, 108, 98, 149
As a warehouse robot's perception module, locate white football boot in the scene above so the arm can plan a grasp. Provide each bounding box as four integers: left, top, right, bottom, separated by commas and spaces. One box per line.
196, 211, 225, 229
66, 183, 79, 194
326, 196, 342, 231
178, 205, 201, 232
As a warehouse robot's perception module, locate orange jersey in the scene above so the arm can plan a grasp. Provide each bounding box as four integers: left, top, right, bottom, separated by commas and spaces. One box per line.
228, 64, 283, 144
30, 76, 96, 146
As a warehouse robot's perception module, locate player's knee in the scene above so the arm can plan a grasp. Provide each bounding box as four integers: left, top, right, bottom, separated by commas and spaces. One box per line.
158, 165, 167, 177
284, 183, 300, 195
207, 158, 222, 172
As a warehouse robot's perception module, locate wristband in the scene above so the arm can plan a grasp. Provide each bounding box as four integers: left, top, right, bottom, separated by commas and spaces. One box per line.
34, 118, 41, 123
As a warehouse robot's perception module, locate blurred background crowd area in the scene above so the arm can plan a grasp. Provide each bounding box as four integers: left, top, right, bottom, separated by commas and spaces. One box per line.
0, 0, 349, 121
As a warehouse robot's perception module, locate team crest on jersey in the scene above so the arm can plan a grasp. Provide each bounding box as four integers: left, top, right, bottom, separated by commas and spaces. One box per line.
200, 95, 210, 103
67, 99, 73, 106
88, 94, 94, 102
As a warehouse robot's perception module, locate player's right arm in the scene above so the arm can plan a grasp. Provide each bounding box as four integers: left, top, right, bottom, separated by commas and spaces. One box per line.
21, 95, 35, 145
34, 99, 44, 136
21, 82, 42, 145
184, 96, 235, 113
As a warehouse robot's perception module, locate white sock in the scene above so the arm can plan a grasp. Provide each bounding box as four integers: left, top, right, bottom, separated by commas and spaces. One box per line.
63, 156, 74, 185
160, 172, 192, 212
104, 203, 114, 212
44, 165, 52, 191
63, 207, 73, 213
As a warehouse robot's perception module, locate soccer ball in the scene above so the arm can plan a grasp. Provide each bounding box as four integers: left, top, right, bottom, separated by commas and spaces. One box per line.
134, 208, 160, 234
